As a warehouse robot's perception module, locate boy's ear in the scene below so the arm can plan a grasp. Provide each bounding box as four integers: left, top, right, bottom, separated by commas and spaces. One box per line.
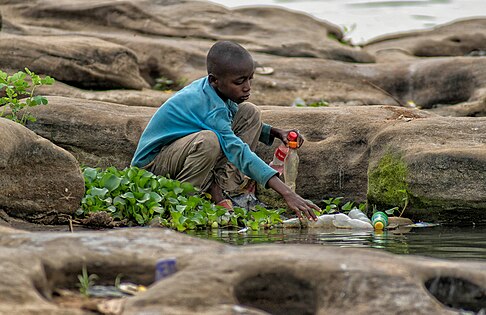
208, 73, 218, 86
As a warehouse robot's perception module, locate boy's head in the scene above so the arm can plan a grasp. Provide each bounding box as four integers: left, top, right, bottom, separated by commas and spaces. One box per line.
207, 41, 254, 104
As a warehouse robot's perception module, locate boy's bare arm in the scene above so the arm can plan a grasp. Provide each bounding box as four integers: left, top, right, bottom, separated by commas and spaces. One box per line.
267, 175, 319, 221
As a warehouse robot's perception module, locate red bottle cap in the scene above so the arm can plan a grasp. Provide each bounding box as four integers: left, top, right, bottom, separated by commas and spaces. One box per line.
287, 131, 298, 141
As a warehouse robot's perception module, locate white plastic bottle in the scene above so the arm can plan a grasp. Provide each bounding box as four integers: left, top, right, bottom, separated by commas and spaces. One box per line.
348, 208, 372, 224
284, 131, 299, 191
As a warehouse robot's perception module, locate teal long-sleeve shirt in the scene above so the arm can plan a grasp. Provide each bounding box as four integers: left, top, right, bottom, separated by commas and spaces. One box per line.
131, 77, 278, 187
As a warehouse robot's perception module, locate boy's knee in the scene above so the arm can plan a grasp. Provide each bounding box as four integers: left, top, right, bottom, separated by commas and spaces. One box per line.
239, 102, 261, 116
238, 102, 262, 123
194, 130, 221, 159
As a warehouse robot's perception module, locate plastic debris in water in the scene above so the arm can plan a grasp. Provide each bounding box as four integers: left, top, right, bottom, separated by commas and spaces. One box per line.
406, 222, 440, 228
333, 213, 373, 230
155, 258, 177, 281
237, 227, 249, 234
283, 212, 373, 230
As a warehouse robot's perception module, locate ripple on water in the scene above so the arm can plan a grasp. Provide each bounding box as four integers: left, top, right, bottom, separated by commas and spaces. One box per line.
189, 226, 486, 261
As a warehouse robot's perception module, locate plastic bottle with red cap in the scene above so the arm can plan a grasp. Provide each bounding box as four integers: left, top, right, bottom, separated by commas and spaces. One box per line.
269, 132, 300, 190
269, 132, 292, 175
283, 132, 299, 191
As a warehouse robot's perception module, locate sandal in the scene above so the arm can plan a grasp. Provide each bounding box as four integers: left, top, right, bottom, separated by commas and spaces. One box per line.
216, 199, 234, 212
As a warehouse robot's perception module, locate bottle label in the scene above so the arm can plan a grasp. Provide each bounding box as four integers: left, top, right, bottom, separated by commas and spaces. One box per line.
275, 147, 287, 161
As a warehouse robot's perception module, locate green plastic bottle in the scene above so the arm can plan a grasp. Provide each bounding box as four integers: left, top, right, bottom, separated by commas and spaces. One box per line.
371, 211, 388, 230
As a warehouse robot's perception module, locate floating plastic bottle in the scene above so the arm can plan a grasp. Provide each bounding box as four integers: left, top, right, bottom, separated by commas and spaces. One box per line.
371, 212, 388, 230
332, 213, 373, 230
283, 132, 299, 191
283, 214, 335, 228
348, 208, 371, 224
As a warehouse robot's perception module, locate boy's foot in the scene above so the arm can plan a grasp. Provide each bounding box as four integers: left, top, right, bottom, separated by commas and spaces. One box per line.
227, 179, 268, 211
216, 199, 234, 212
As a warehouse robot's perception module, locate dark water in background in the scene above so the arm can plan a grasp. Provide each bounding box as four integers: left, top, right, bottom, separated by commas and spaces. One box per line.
188, 225, 486, 261
207, 0, 485, 44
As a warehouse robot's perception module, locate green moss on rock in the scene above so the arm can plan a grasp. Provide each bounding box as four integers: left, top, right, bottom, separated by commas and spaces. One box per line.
367, 151, 408, 208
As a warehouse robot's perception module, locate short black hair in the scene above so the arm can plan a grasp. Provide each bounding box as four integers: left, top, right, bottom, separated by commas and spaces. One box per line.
206, 41, 253, 77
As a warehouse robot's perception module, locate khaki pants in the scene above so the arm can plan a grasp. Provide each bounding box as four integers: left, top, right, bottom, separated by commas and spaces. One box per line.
149, 102, 263, 192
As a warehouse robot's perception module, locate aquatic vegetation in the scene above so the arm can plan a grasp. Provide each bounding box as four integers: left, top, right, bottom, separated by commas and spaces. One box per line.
0, 68, 55, 125
77, 265, 98, 297
78, 166, 284, 231
367, 151, 409, 213
319, 196, 366, 215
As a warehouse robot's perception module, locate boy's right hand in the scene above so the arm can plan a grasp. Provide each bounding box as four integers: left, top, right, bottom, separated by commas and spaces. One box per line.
267, 175, 319, 221
282, 190, 320, 221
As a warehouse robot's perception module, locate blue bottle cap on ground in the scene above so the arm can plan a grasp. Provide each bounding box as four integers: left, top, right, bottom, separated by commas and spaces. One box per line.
155, 258, 177, 281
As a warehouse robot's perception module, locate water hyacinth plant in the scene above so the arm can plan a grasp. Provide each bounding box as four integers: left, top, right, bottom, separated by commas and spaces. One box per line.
78, 166, 285, 231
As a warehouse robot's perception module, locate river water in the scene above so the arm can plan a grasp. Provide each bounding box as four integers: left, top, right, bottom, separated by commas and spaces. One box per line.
207, 0, 486, 44
189, 225, 486, 261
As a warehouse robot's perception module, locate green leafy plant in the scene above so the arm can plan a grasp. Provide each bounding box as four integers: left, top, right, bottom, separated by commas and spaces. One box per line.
321, 197, 343, 214
0, 68, 55, 125
384, 189, 409, 217
77, 265, 98, 297
242, 205, 284, 230
319, 197, 367, 215
79, 166, 285, 231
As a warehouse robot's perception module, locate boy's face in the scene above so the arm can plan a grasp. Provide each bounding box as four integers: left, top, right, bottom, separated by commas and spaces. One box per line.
209, 57, 254, 104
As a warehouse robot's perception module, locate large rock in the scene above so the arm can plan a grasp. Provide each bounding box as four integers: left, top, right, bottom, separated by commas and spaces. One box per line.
0, 227, 485, 314
37, 81, 172, 108
0, 34, 148, 90
364, 19, 486, 61
367, 117, 486, 223
257, 106, 486, 223
0, 118, 84, 220
25, 96, 156, 168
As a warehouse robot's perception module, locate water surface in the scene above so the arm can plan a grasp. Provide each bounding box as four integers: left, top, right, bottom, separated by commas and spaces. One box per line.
189, 225, 486, 261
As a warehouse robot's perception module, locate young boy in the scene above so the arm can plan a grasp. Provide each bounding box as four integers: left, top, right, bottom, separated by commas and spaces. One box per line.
131, 41, 318, 221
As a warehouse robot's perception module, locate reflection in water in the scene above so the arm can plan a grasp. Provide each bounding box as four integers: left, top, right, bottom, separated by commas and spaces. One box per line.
188, 226, 486, 261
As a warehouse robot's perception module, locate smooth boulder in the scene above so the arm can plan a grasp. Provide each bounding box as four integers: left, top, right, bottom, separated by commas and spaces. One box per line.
0, 118, 84, 220
0, 34, 148, 90
365, 18, 486, 61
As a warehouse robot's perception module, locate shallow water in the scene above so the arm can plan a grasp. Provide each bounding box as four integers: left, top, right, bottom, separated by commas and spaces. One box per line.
207, 0, 486, 44
188, 225, 486, 261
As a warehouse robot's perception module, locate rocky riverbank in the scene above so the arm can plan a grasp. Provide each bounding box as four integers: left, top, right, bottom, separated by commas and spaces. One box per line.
1, 1, 486, 313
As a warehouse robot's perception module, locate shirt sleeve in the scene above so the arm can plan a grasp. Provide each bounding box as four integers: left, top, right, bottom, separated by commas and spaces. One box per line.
259, 123, 275, 146
205, 108, 278, 187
